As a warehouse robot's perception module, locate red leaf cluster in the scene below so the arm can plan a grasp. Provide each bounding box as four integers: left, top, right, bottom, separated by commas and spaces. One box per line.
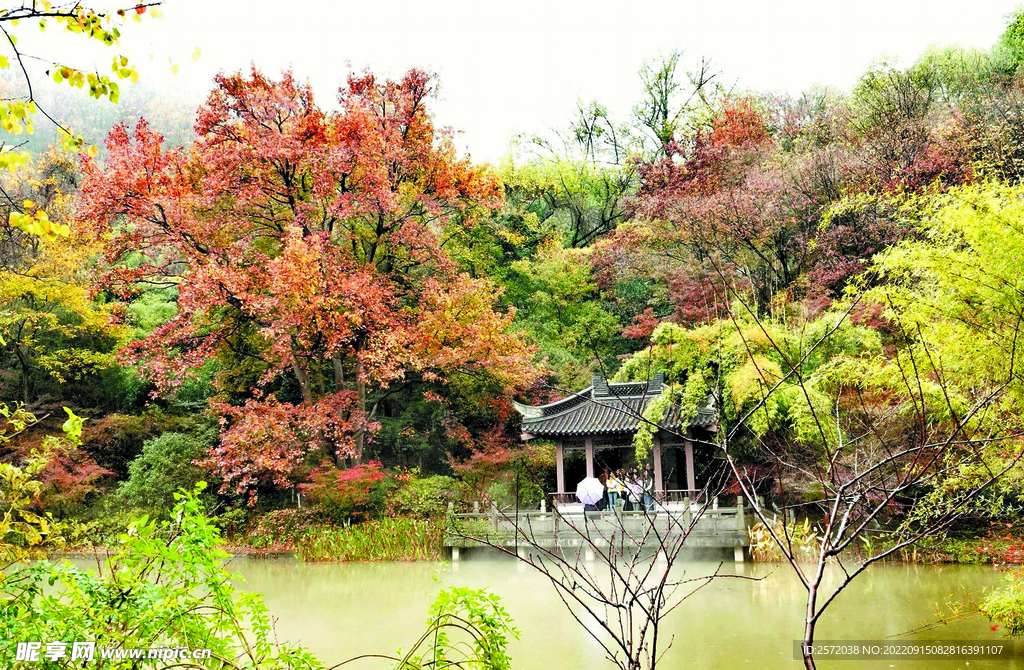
78, 67, 537, 499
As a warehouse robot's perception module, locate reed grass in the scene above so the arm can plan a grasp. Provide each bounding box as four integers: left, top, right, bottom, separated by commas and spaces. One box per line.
748, 518, 821, 562
296, 517, 443, 562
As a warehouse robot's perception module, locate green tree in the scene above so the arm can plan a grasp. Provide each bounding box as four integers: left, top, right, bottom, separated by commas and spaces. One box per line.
0, 407, 83, 562
117, 431, 216, 514
499, 152, 634, 248
0, 151, 125, 405
2, 484, 323, 669
510, 240, 624, 388
870, 182, 1024, 405
997, 8, 1024, 77
616, 315, 882, 460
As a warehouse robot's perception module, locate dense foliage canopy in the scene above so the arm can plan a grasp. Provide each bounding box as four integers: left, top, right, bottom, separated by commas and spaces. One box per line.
6, 17, 1024, 650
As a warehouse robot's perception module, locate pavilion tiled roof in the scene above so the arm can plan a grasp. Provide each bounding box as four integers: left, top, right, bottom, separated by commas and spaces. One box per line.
513, 373, 717, 437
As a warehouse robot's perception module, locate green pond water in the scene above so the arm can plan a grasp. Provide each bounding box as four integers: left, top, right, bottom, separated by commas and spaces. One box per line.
220, 553, 1019, 670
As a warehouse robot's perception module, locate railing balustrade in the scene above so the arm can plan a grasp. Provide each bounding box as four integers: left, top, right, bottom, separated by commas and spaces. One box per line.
548, 489, 705, 506
444, 496, 754, 558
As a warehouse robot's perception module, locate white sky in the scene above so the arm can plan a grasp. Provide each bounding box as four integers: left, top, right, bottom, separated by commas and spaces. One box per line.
24, 0, 1024, 163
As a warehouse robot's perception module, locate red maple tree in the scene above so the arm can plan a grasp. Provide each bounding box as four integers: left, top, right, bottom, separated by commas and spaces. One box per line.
79, 68, 536, 499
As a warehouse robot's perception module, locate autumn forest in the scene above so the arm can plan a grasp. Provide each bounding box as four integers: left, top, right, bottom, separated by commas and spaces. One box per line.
6, 3, 1024, 670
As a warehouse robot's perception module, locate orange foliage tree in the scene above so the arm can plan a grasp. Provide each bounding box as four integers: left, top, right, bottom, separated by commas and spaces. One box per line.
78, 68, 537, 499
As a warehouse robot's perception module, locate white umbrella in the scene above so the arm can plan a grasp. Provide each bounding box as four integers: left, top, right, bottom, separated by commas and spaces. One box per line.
576, 477, 605, 505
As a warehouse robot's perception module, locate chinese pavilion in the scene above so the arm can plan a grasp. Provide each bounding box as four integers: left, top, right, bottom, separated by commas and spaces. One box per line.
512, 372, 718, 502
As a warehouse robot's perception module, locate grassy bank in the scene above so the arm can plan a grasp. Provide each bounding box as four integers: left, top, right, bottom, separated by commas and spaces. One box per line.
747, 519, 1024, 565
295, 517, 444, 562
900, 534, 1024, 565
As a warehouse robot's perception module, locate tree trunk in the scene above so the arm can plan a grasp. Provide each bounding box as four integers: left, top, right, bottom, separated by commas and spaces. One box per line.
15, 344, 29, 404
290, 358, 314, 405
332, 357, 347, 467
802, 568, 823, 669
354, 358, 366, 461
802, 621, 817, 669
331, 357, 345, 387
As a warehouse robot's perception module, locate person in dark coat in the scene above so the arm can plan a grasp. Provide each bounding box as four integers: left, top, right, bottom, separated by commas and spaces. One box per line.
598, 469, 610, 510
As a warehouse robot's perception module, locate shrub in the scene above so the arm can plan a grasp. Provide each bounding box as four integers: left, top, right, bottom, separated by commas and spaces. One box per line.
451, 429, 554, 508
117, 432, 216, 514
246, 507, 322, 550
392, 475, 467, 517
32, 445, 111, 519
80, 410, 192, 478
0, 485, 322, 669
406, 587, 519, 670
14, 409, 112, 520
213, 506, 250, 540
485, 477, 545, 510
300, 461, 403, 522
983, 571, 1024, 635
61, 509, 137, 550
1, 426, 70, 559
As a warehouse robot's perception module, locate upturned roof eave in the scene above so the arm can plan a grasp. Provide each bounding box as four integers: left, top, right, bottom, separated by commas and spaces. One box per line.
513, 384, 664, 420
520, 408, 717, 437
520, 424, 686, 437
511, 386, 594, 419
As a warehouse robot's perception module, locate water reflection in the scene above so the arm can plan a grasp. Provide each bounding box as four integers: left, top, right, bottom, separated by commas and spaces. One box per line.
224, 556, 1015, 669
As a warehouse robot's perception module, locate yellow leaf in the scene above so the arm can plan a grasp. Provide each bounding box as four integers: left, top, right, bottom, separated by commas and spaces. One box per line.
192, 47, 201, 61
22, 199, 34, 208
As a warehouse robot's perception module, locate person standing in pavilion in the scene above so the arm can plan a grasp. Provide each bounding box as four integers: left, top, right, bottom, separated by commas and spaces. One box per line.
607, 470, 622, 511
642, 464, 655, 511
599, 469, 610, 510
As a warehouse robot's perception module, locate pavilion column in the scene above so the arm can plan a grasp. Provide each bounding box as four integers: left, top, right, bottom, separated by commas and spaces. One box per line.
684, 432, 696, 496
555, 439, 565, 493
652, 434, 664, 493
585, 436, 594, 479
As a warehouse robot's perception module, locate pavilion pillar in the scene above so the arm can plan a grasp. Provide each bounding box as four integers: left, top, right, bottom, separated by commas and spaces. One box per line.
684, 433, 696, 497
555, 439, 565, 493
652, 434, 664, 493
585, 436, 594, 479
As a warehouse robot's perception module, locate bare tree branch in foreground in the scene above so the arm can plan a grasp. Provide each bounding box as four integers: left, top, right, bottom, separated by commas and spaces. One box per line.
448, 466, 759, 670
